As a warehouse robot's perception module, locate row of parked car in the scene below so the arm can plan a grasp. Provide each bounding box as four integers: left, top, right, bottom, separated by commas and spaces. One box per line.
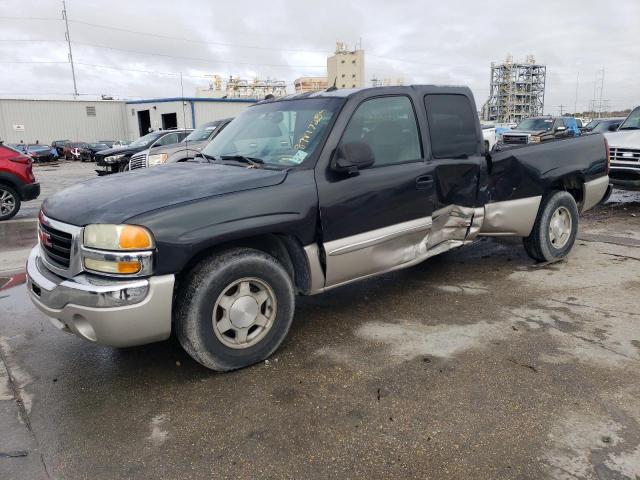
495, 114, 627, 147
490, 107, 640, 191
6, 139, 132, 163
94, 119, 231, 174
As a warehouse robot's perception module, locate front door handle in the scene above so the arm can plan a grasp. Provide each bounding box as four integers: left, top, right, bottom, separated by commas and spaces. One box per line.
416, 175, 434, 190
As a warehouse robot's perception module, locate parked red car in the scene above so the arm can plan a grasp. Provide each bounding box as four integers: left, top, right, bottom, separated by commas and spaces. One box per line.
0, 143, 40, 220
62, 142, 87, 160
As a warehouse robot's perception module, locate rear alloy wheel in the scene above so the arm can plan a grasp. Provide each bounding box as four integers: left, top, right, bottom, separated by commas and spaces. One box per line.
523, 191, 579, 262
175, 248, 295, 371
0, 185, 20, 221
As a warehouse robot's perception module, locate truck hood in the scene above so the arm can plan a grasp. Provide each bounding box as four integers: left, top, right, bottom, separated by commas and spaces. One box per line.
42, 163, 288, 226
605, 130, 640, 149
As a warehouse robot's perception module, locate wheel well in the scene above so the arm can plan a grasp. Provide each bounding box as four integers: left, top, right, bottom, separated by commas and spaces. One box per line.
0, 177, 20, 196
177, 234, 311, 295
550, 176, 584, 207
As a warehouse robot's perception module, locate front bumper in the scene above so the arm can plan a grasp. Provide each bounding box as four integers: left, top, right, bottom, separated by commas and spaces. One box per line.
610, 170, 640, 191
19, 182, 40, 201
26, 246, 174, 347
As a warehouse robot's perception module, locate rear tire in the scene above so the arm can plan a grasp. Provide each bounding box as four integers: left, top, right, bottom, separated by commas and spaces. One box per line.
523, 191, 579, 262
0, 185, 20, 221
175, 248, 295, 371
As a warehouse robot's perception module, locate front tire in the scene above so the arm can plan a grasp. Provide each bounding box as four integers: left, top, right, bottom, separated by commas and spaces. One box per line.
523, 191, 579, 262
0, 185, 20, 221
175, 248, 295, 371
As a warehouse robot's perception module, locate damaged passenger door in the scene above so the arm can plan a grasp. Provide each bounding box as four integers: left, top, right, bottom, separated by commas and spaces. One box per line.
422, 93, 486, 248
316, 94, 437, 288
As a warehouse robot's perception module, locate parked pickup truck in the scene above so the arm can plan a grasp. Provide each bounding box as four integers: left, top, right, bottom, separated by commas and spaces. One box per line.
604, 106, 640, 190
500, 116, 579, 146
26, 85, 610, 371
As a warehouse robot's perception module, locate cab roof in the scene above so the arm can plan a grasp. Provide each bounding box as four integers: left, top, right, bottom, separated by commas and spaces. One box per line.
256, 85, 472, 104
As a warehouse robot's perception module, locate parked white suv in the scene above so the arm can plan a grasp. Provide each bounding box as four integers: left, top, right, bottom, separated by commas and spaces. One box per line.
605, 106, 640, 190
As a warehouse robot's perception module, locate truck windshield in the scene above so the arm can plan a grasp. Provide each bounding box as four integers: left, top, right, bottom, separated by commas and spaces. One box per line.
129, 132, 163, 148
583, 120, 600, 130
515, 118, 554, 131
619, 108, 640, 130
202, 98, 342, 168
185, 125, 219, 142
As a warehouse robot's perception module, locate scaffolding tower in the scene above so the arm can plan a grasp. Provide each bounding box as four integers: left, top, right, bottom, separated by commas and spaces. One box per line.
483, 55, 546, 123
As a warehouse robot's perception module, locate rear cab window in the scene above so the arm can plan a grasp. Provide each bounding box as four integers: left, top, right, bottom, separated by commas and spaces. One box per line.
424, 94, 478, 158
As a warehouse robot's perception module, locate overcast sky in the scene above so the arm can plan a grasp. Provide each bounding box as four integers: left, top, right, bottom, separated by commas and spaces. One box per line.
0, 0, 638, 114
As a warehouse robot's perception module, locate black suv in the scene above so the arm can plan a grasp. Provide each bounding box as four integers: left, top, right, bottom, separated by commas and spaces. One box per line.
94, 129, 191, 175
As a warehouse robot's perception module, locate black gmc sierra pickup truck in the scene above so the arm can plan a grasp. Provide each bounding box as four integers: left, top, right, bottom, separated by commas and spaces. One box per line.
27, 85, 610, 371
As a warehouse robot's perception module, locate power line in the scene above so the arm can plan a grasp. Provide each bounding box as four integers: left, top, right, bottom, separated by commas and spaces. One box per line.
70, 40, 326, 69
0, 60, 68, 64
67, 19, 328, 54
0, 39, 65, 42
0, 15, 470, 69
0, 16, 60, 21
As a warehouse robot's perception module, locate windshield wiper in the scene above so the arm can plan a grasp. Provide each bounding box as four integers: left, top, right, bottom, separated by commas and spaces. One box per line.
619, 126, 639, 130
193, 152, 217, 163
219, 154, 264, 167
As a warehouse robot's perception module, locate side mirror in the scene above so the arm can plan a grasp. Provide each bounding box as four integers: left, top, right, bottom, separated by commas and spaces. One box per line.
608, 124, 619, 132
332, 142, 375, 173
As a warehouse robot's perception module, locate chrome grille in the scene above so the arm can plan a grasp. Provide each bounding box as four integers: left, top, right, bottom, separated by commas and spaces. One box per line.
38, 213, 83, 278
129, 154, 147, 170
610, 147, 640, 165
502, 134, 528, 144
39, 221, 72, 268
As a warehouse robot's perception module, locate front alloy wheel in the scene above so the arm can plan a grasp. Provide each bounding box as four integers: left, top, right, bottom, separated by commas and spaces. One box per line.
213, 277, 277, 349
175, 248, 295, 371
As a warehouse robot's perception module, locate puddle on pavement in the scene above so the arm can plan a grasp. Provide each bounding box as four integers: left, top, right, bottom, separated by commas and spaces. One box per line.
607, 189, 640, 205
0, 272, 26, 292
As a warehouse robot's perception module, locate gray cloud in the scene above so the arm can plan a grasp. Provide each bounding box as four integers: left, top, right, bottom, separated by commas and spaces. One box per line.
0, 0, 638, 114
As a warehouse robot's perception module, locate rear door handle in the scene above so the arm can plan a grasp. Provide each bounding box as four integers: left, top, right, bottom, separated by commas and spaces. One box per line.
416, 175, 434, 190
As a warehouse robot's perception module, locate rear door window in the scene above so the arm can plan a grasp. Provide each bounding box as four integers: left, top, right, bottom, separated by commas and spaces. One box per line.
424, 94, 478, 158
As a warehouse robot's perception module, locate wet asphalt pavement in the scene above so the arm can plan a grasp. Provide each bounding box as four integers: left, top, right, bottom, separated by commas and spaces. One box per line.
1, 177, 640, 479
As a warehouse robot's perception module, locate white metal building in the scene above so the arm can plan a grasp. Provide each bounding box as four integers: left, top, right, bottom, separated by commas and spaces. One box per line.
0, 98, 128, 145
0, 97, 256, 145
124, 98, 254, 138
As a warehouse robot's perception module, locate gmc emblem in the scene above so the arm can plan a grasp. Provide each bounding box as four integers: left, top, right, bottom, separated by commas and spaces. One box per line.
39, 228, 52, 248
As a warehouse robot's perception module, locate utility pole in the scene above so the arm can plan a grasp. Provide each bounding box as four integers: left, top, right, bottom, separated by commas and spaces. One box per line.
62, 0, 78, 98
597, 68, 605, 118
557, 104, 565, 115
573, 72, 579, 115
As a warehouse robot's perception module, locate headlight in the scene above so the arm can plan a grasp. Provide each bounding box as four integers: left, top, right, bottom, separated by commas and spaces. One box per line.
147, 153, 168, 166
104, 154, 125, 163
530, 136, 541, 143
82, 224, 154, 276
84, 224, 154, 250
